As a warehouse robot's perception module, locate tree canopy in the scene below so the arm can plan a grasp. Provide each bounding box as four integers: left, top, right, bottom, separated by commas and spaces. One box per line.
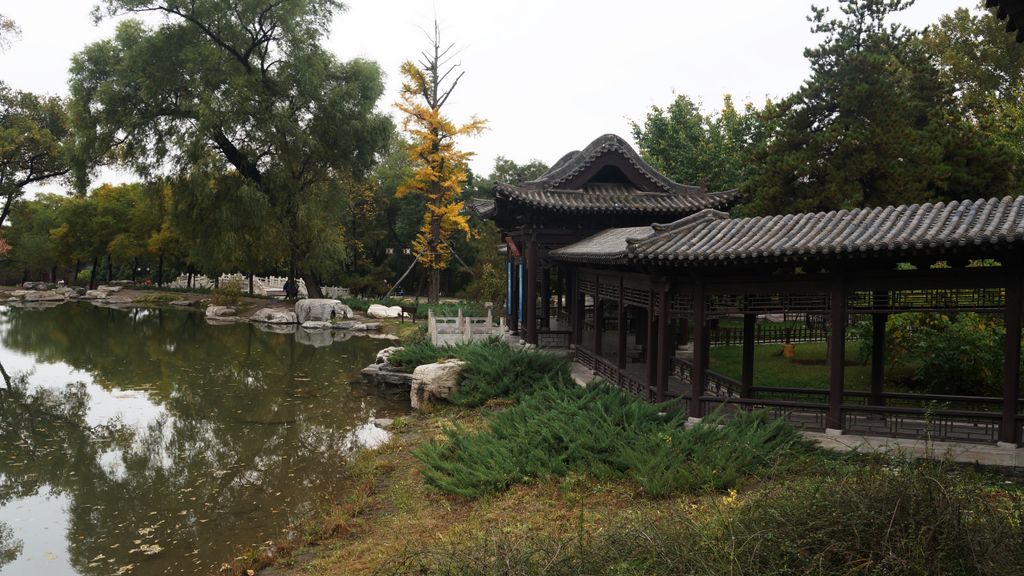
69, 0, 393, 295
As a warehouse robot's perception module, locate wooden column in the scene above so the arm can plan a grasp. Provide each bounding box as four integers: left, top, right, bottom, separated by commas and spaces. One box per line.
690, 284, 706, 419
647, 295, 658, 398
594, 299, 604, 357
656, 284, 670, 402
741, 313, 756, 398
869, 313, 887, 406
574, 292, 585, 346
509, 259, 519, 334
1001, 272, 1022, 445
617, 277, 627, 369
526, 238, 538, 345
541, 268, 551, 329
827, 277, 847, 432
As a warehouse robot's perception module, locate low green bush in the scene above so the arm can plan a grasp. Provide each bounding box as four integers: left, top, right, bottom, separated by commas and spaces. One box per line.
853, 312, 1005, 396
415, 384, 807, 498
382, 460, 1024, 576
388, 340, 570, 405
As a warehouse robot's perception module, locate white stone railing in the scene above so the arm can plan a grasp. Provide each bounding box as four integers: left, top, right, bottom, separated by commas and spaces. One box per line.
428, 308, 505, 346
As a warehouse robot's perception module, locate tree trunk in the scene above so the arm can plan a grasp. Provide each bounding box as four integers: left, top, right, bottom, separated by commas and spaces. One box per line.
157, 254, 164, 288
302, 274, 323, 299
429, 268, 440, 303
90, 257, 99, 289
132, 258, 138, 283
50, 265, 57, 283
21, 268, 28, 284
107, 255, 113, 283
248, 272, 254, 295
74, 259, 81, 286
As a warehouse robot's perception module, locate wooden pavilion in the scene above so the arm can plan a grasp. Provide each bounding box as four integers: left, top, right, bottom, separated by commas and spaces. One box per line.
471, 134, 738, 345
482, 135, 1024, 447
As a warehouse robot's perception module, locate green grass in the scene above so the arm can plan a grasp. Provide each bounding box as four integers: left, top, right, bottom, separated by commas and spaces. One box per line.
710, 341, 873, 390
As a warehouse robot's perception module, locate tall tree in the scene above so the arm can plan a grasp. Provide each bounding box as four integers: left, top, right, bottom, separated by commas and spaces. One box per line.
69, 0, 392, 297
631, 94, 756, 192
0, 85, 71, 227
396, 22, 485, 303
744, 0, 950, 214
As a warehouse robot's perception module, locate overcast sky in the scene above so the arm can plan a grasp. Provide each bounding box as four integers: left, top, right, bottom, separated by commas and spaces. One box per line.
0, 0, 974, 187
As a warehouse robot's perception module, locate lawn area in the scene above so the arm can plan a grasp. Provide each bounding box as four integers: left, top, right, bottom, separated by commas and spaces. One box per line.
710, 341, 872, 390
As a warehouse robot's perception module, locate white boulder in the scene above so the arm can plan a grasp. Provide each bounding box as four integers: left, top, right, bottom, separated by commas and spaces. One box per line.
375, 346, 404, 365
23, 290, 65, 302
83, 290, 108, 300
366, 304, 407, 319
301, 320, 333, 330
250, 308, 298, 324
294, 299, 353, 323
410, 359, 465, 410
206, 305, 237, 318
96, 285, 123, 293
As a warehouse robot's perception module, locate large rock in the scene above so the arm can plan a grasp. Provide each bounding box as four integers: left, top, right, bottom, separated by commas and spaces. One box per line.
82, 290, 108, 300
301, 320, 333, 330
410, 359, 465, 410
294, 299, 353, 323
206, 305, 237, 318
250, 308, 298, 324
366, 304, 407, 319
106, 295, 134, 305
375, 346, 404, 365
96, 285, 123, 293
10, 290, 28, 298
22, 281, 47, 291
23, 290, 65, 302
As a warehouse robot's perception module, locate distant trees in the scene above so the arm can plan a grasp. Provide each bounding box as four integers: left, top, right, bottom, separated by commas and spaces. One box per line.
635, 0, 1024, 216
68, 0, 392, 297
631, 94, 755, 193
395, 22, 486, 303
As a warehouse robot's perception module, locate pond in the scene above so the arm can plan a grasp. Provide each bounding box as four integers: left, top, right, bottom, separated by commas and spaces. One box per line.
0, 303, 409, 576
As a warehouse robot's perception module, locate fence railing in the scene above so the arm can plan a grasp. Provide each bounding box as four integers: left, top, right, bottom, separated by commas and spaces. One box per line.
708, 323, 831, 347
428, 308, 504, 346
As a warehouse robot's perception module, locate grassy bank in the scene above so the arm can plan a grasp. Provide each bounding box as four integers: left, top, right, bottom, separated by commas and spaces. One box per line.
240, 341, 1024, 576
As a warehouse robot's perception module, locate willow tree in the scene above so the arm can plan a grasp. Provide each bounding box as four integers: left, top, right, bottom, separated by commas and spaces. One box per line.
396, 23, 485, 303
68, 0, 392, 296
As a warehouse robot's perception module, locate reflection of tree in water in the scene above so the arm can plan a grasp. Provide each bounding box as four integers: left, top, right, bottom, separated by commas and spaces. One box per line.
0, 304, 400, 575
0, 521, 23, 569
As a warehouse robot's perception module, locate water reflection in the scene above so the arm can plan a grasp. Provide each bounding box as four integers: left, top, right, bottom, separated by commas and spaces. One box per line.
0, 304, 406, 576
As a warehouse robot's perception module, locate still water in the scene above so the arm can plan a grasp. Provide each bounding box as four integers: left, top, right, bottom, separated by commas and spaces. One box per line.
0, 303, 408, 576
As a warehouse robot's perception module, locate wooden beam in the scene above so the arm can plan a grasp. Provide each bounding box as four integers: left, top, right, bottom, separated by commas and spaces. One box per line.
741, 313, 755, 397
1001, 270, 1022, 445
870, 312, 887, 406
526, 238, 538, 344
827, 276, 847, 431
657, 284, 670, 402
690, 284, 706, 419
647, 292, 659, 399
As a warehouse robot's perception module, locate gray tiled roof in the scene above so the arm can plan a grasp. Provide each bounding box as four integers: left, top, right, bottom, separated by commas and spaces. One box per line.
496, 182, 738, 214
491, 134, 739, 216
466, 197, 496, 218
550, 196, 1024, 266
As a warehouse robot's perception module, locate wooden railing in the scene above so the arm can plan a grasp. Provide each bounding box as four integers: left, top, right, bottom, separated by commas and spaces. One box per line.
708, 324, 830, 347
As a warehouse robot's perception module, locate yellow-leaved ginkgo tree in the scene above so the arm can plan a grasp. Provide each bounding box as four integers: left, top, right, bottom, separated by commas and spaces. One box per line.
396, 22, 486, 303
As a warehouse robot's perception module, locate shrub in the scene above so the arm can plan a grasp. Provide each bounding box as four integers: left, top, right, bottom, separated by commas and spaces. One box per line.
381, 460, 1024, 576
855, 312, 1005, 396
210, 279, 243, 306
388, 340, 570, 405
415, 384, 807, 498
